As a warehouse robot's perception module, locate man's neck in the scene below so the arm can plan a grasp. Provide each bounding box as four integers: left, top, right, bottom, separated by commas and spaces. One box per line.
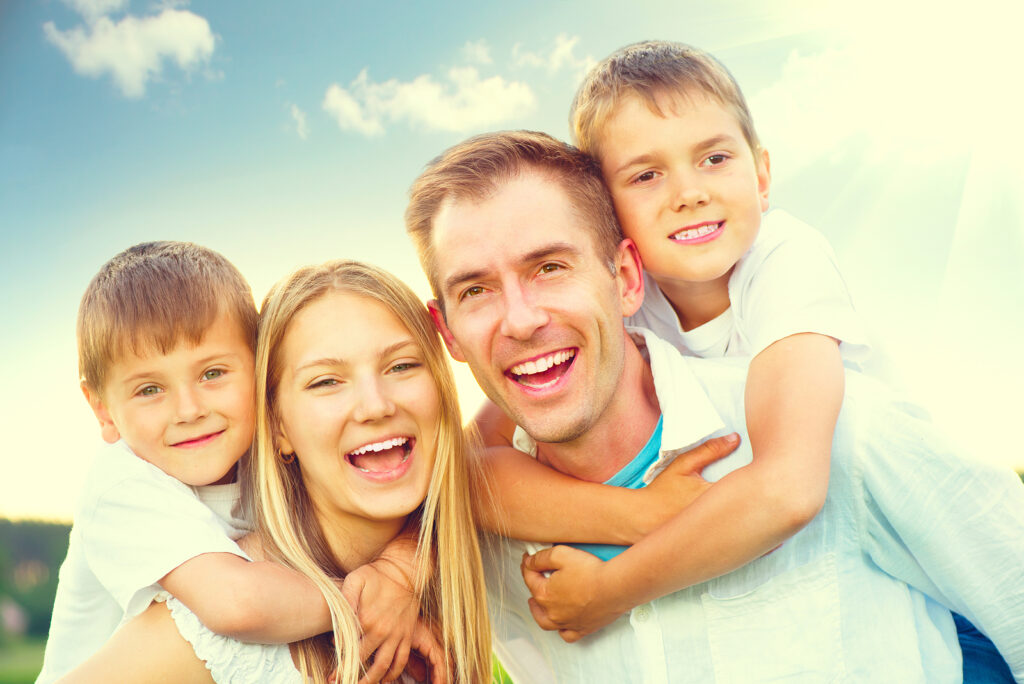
534, 337, 660, 483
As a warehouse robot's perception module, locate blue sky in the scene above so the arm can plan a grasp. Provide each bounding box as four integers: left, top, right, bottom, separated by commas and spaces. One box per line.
2, 0, 1022, 520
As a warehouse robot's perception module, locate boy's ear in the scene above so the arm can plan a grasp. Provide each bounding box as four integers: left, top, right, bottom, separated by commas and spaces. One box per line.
757, 148, 772, 212
427, 299, 466, 362
81, 382, 121, 444
615, 239, 646, 317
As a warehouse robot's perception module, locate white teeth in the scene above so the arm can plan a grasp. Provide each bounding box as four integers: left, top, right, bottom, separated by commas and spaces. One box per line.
672, 222, 721, 240
510, 349, 575, 376
349, 437, 409, 456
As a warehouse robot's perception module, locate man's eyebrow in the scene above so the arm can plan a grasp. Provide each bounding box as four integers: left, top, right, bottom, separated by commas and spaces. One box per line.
442, 241, 581, 294
610, 134, 741, 176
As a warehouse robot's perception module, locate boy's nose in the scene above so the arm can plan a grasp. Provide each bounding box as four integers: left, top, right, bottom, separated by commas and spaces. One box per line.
174, 387, 209, 423
352, 377, 397, 423
672, 175, 709, 210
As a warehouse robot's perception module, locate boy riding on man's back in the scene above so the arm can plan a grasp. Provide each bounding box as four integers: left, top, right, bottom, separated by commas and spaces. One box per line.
474, 41, 1020, 681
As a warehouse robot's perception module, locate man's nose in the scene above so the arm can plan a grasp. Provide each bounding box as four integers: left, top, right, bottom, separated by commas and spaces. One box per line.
499, 284, 549, 340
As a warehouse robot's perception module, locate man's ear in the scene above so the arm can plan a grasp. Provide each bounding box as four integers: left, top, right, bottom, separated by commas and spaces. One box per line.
428, 299, 466, 362
614, 239, 646, 317
81, 382, 121, 444
757, 148, 771, 212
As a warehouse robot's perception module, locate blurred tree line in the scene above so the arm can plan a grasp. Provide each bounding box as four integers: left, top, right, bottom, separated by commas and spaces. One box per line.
0, 519, 70, 643
1, 474, 1023, 647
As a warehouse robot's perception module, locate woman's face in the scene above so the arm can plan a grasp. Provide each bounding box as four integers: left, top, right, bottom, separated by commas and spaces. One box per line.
274, 290, 440, 526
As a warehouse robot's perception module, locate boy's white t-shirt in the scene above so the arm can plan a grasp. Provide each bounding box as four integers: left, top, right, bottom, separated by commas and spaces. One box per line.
628, 208, 870, 362
36, 441, 251, 684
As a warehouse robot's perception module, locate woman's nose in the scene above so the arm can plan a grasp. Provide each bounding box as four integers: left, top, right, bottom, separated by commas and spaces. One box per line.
352, 377, 397, 423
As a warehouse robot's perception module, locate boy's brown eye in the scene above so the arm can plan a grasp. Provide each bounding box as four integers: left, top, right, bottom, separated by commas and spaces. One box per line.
636, 171, 656, 183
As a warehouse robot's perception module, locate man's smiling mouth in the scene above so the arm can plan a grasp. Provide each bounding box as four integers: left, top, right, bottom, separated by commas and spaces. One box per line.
507, 349, 576, 389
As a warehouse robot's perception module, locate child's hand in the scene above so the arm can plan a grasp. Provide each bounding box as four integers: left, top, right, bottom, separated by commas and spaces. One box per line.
520, 547, 627, 643
342, 559, 418, 683
406, 618, 449, 684
638, 433, 740, 534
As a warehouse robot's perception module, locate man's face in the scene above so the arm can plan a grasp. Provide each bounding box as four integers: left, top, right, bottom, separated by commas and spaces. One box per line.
429, 172, 639, 444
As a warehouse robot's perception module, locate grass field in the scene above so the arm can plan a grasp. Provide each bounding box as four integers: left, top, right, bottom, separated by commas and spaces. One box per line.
0, 637, 44, 684
0, 637, 513, 684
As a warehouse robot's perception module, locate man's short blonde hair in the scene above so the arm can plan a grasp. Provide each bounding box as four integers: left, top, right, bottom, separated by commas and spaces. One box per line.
405, 130, 622, 306
77, 241, 258, 393
571, 40, 761, 157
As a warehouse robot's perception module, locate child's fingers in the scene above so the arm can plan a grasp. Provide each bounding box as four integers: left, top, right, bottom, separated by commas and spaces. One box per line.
410, 620, 448, 684
527, 597, 559, 631
382, 639, 411, 683
521, 547, 560, 574
360, 637, 401, 684
671, 432, 740, 473
558, 628, 583, 643
404, 652, 428, 683
520, 555, 552, 599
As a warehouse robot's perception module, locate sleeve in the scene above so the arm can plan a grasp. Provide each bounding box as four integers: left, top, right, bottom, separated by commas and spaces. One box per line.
80, 468, 248, 622
160, 594, 301, 684
731, 215, 870, 360
850, 379, 1024, 681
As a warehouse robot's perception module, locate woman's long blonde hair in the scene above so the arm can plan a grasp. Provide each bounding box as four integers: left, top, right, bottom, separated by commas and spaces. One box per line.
245, 260, 491, 683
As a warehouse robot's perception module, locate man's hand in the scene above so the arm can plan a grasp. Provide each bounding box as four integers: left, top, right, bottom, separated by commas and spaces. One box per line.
635, 433, 739, 535
521, 547, 627, 643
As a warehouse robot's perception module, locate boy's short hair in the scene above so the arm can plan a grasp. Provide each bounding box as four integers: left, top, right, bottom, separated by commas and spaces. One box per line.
77, 241, 258, 393
405, 130, 623, 305
571, 40, 761, 157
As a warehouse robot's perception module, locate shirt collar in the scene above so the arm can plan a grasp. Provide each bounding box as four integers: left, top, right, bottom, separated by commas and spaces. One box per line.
626, 327, 726, 481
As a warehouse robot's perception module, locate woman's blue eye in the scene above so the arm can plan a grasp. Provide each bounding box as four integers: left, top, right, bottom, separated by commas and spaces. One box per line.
389, 362, 420, 374
310, 378, 338, 389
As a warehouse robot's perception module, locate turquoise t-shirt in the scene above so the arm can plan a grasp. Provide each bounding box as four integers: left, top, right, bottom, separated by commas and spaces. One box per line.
567, 415, 664, 561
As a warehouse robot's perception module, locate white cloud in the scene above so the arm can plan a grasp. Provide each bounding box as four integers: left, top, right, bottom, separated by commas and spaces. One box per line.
43, 8, 215, 98
748, 0, 1024, 179
323, 67, 535, 136
323, 77, 385, 136
290, 104, 309, 140
461, 39, 492, 65
61, 0, 129, 22
512, 33, 594, 80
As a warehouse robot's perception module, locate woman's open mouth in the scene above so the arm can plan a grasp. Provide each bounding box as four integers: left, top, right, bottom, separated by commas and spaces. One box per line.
346, 436, 413, 475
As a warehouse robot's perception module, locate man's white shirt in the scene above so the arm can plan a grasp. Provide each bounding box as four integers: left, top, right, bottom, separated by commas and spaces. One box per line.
488, 328, 1024, 684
